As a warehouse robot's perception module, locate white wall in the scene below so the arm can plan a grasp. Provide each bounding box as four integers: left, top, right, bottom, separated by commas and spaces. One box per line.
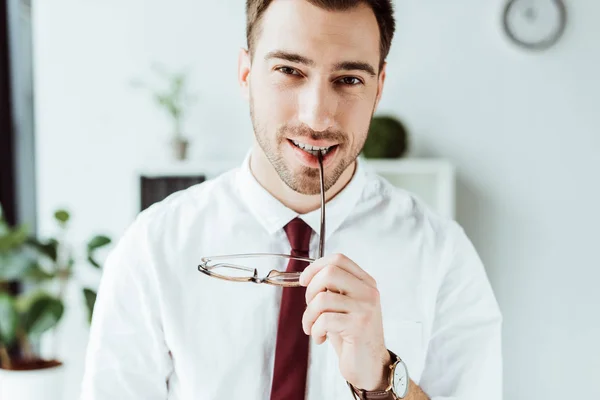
387, 2, 600, 399
32, 1, 600, 399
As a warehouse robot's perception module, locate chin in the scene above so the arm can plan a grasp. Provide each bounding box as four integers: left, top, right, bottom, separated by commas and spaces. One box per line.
280, 164, 322, 195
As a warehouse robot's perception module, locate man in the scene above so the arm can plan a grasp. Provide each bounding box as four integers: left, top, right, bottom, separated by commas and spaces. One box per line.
81, 1, 502, 399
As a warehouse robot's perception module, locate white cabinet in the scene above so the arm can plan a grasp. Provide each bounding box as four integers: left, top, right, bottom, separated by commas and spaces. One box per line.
361, 157, 455, 219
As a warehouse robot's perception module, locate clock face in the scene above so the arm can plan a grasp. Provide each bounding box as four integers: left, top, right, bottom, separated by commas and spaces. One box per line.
503, 0, 567, 50
392, 361, 409, 398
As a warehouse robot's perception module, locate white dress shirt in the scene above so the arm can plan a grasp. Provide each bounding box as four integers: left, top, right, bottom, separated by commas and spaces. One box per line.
80, 153, 502, 400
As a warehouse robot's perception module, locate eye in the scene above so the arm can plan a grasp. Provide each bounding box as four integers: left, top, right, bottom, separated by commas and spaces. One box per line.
337, 76, 363, 86
276, 66, 301, 76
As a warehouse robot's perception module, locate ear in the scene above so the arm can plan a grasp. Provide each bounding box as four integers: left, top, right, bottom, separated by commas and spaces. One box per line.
374, 62, 387, 110
238, 47, 252, 101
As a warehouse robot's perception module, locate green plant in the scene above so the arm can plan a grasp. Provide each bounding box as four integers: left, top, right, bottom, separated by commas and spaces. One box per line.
131, 63, 197, 141
0, 205, 111, 370
362, 115, 409, 159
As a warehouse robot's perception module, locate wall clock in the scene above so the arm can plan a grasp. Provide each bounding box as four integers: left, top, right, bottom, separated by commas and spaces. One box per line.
503, 0, 567, 50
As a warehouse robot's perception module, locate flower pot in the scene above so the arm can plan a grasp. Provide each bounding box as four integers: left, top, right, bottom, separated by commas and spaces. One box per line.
0, 360, 64, 400
172, 137, 189, 161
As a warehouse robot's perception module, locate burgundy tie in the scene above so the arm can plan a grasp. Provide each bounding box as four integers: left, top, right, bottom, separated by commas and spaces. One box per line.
270, 218, 313, 400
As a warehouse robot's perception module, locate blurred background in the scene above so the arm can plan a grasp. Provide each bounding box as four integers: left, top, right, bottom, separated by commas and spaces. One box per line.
1, 0, 599, 399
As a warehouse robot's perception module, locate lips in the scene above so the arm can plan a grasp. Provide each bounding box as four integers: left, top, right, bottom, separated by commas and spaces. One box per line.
289, 139, 336, 156
286, 139, 339, 168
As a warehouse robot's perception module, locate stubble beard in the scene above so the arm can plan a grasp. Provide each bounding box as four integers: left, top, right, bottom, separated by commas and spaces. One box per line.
249, 100, 366, 196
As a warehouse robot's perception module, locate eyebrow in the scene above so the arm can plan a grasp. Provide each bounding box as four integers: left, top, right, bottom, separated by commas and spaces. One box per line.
333, 61, 376, 77
264, 50, 377, 77
265, 51, 315, 66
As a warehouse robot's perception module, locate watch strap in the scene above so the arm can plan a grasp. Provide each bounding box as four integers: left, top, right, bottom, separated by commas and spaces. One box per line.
347, 382, 394, 399
346, 349, 403, 400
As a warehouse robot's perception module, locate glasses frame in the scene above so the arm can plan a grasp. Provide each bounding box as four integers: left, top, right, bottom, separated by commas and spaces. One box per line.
197, 153, 326, 287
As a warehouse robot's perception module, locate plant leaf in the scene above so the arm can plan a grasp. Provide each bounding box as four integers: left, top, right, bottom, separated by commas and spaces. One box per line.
21, 292, 64, 338
155, 93, 170, 107
9, 224, 29, 248
87, 235, 111, 251
54, 210, 70, 224
24, 263, 55, 282
0, 223, 29, 252
27, 237, 58, 261
0, 252, 36, 281
0, 220, 8, 236
0, 292, 18, 347
87, 255, 101, 269
83, 288, 97, 324
172, 74, 185, 94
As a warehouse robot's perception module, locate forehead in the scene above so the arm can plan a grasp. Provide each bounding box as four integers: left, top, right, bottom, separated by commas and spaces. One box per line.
254, 0, 380, 66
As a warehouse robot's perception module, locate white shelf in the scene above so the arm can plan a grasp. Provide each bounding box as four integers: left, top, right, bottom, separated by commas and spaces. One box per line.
361, 157, 455, 219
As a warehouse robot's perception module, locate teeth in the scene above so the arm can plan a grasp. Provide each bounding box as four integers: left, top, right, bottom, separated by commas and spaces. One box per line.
292, 140, 333, 156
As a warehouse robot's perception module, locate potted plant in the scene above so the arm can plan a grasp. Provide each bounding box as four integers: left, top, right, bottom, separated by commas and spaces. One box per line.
362, 115, 410, 158
132, 63, 198, 161
0, 205, 111, 400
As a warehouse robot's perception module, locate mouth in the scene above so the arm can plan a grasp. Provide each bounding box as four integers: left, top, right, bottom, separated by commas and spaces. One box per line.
286, 138, 339, 168
289, 139, 337, 156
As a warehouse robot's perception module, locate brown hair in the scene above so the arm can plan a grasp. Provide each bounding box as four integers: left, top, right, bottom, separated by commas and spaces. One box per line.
246, 0, 395, 71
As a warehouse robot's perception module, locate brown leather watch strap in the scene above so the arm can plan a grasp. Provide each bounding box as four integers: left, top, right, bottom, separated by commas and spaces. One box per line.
362, 392, 394, 400
346, 349, 403, 400
347, 382, 395, 400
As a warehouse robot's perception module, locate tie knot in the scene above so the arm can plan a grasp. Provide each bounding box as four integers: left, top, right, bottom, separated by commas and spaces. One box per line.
284, 218, 312, 256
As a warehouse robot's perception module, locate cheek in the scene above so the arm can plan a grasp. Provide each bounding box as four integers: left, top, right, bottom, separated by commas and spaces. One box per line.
252, 78, 298, 124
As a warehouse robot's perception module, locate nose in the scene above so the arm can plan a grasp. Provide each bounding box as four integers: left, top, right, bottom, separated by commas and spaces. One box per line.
297, 79, 337, 133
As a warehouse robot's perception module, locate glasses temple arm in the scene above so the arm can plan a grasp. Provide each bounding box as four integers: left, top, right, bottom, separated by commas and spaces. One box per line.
318, 152, 325, 259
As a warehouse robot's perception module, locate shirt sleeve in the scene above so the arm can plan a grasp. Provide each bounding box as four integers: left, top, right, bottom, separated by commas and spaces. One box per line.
418, 222, 503, 400
80, 215, 173, 400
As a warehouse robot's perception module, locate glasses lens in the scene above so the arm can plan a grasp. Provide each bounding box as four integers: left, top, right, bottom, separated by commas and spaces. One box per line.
267, 271, 302, 285
206, 263, 256, 279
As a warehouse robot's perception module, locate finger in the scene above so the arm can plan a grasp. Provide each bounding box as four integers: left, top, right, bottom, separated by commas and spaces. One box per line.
300, 253, 376, 288
302, 291, 356, 335
305, 264, 371, 305
311, 312, 349, 345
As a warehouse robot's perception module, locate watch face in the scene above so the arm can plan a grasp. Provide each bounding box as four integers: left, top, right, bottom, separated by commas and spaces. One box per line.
391, 360, 409, 398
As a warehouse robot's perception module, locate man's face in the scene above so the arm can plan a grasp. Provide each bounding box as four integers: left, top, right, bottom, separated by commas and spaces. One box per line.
240, 0, 386, 195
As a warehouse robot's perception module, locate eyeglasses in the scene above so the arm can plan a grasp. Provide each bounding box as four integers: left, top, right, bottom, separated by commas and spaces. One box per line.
197, 153, 326, 287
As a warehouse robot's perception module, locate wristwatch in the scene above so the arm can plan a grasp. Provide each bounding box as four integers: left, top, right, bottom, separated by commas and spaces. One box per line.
347, 350, 409, 400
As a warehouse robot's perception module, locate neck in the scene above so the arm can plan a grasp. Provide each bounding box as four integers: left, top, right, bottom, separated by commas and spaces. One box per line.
249, 143, 356, 214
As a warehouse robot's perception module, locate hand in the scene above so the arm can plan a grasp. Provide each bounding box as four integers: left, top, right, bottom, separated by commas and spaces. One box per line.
299, 253, 391, 391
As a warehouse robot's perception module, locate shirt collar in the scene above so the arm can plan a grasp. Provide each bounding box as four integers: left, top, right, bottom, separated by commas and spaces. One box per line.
236, 150, 367, 241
